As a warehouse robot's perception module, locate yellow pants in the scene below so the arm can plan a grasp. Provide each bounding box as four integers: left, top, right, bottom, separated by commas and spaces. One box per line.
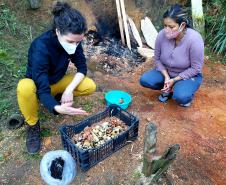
17, 74, 96, 126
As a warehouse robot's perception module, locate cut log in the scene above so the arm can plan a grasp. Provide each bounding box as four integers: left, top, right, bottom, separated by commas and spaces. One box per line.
115, 0, 125, 45
127, 16, 143, 48
141, 17, 158, 49
120, 0, 131, 50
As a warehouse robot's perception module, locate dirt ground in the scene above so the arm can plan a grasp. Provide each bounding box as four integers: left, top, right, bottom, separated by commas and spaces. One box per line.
0, 57, 225, 185
0, 1, 225, 184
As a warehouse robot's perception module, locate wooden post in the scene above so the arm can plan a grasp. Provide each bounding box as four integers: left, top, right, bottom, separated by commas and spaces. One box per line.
116, 0, 125, 46
191, 0, 205, 38
119, 0, 131, 50
142, 123, 157, 177
151, 144, 180, 182
142, 123, 180, 182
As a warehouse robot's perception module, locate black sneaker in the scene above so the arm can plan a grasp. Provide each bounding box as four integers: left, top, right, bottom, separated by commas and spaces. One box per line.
26, 121, 41, 154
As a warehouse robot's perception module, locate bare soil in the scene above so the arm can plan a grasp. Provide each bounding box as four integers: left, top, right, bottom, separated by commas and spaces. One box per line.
1, 58, 225, 185
0, 1, 225, 184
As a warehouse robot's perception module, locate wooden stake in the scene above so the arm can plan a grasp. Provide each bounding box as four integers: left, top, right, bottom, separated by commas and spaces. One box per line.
141, 123, 180, 183
142, 123, 157, 177
119, 0, 131, 50
116, 0, 125, 45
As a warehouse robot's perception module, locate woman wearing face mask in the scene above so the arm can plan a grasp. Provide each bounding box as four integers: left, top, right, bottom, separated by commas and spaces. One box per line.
17, 2, 96, 154
140, 4, 204, 107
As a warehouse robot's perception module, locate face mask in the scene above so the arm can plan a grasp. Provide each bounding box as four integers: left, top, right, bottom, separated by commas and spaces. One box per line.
164, 24, 183, 39
56, 30, 79, 55
58, 39, 78, 55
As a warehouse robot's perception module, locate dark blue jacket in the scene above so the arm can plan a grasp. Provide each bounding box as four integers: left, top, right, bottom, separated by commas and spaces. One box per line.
26, 30, 87, 113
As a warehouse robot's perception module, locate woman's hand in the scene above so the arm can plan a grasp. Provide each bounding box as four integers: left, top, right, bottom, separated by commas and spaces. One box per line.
161, 78, 175, 93
54, 104, 88, 115
61, 89, 74, 107
161, 76, 170, 93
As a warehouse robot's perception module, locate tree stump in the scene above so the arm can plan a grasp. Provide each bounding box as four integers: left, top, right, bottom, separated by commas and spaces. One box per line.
142, 123, 180, 183
142, 123, 157, 177
151, 144, 180, 183
28, 0, 41, 9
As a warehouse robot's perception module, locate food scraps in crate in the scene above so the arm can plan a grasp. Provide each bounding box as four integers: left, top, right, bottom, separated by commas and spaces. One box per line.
72, 117, 128, 150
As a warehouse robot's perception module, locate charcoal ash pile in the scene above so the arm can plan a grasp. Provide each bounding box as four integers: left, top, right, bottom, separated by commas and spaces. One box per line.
83, 30, 145, 75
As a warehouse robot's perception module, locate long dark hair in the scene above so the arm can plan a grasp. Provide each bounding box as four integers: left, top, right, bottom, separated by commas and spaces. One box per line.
52, 1, 87, 35
163, 4, 192, 28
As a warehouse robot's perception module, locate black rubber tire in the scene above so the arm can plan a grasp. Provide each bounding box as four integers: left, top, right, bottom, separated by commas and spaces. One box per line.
7, 114, 24, 130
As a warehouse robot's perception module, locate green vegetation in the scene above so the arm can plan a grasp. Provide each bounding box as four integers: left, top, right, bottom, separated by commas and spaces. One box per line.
204, 0, 226, 61
0, 4, 30, 38
40, 127, 53, 137
0, 4, 30, 126
23, 152, 42, 161
133, 169, 142, 180
0, 3, 48, 128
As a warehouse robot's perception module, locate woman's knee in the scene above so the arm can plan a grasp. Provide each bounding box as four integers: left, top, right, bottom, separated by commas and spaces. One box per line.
88, 79, 96, 94
172, 92, 193, 104
17, 78, 37, 98
82, 77, 96, 94
140, 71, 163, 90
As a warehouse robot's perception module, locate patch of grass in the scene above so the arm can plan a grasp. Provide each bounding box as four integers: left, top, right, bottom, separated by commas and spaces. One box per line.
74, 97, 95, 113
133, 169, 142, 180
0, 3, 48, 127
98, 97, 106, 105
205, 47, 226, 64
39, 109, 53, 123
40, 127, 53, 137
23, 152, 42, 161
0, 155, 4, 163
82, 101, 94, 112
0, 133, 3, 142
0, 4, 30, 39
72, 115, 86, 123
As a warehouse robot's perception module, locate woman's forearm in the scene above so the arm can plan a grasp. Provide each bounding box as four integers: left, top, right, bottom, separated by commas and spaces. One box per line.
161, 70, 170, 79
172, 76, 182, 82
65, 72, 85, 93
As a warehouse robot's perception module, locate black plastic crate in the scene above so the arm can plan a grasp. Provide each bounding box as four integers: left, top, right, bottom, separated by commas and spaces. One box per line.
59, 104, 139, 171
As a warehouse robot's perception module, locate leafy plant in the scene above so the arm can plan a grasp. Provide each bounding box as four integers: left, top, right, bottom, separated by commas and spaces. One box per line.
204, 0, 226, 59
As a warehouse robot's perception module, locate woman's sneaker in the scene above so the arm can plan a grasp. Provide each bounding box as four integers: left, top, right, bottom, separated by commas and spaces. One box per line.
26, 121, 41, 154
158, 92, 173, 103
180, 102, 191, 107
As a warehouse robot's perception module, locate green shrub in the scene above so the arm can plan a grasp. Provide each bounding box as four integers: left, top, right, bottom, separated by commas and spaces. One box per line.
204, 0, 226, 58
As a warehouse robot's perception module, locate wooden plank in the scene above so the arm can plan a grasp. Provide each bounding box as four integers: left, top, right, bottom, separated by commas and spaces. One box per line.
141, 17, 158, 49
127, 15, 143, 48
116, 0, 125, 45
137, 47, 154, 58
120, 0, 131, 50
